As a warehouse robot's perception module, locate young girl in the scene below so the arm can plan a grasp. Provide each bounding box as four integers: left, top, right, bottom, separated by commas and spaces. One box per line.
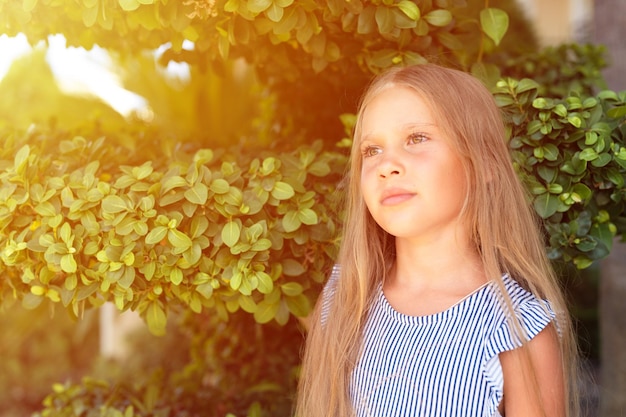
296, 64, 579, 417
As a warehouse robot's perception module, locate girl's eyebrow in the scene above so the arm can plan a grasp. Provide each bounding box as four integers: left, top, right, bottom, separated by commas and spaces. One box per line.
360, 122, 437, 141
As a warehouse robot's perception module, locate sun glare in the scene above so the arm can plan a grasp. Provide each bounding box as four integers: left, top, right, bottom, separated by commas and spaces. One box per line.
0, 33, 146, 117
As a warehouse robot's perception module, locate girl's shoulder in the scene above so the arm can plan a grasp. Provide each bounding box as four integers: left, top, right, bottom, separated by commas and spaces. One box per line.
485, 274, 557, 353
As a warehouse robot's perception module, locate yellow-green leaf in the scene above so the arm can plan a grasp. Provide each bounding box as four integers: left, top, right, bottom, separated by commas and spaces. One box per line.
298, 208, 318, 225
280, 282, 303, 296
282, 211, 301, 233
222, 221, 241, 247
102, 195, 128, 214
31, 285, 46, 296
185, 182, 209, 205
397, 0, 420, 20
248, 0, 271, 13
254, 300, 279, 324
423, 9, 452, 27
210, 178, 230, 194
286, 294, 311, 317
271, 181, 295, 200
266, 3, 283, 22
479, 8, 509, 46
256, 271, 273, 294
145, 226, 167, 245
146, 301, 167, 336
118, 0, 140, 11
168, 229, 193, 250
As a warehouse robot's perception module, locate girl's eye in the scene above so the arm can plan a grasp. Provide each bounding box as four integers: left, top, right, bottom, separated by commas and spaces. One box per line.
408, 133, 428, 145
362, 146, 381, 158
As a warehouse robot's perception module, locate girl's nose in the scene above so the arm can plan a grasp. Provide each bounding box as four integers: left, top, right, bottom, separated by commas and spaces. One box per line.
377, 153, 404, 178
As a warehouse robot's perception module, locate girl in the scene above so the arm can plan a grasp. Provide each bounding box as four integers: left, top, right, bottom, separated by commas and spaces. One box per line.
296, 64, 579, 417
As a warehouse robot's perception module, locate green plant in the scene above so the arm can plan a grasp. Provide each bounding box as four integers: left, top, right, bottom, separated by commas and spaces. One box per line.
0, 132, 345, 336
494, 78, 626, 268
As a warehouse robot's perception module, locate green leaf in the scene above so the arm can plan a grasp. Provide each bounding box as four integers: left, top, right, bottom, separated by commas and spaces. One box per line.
14, 144, 30, 171
35, 201, 57, 217
254, 300, 279, 324
579, 148, 598, 161
266, 3, 283, 22
571, 183, 592, 202
397, 0, 420, 20
357, 5, 376, 34
184, 182, 208, 205
118, 0, 140, 11
480, 8, 509, 46
375, 6, 394, 34
102, 195, 128, 214
222, 221, 241, 247
567, 115, 582, 128
607, 105, 626, 119
168, 229, 193, 251
210, 178, 230, 194
60, 254, 77, 273
239, 295, 257, 313
170, 268, 183, 285
146, 302, 167, 336
247, 0, 271, 13
282, 258, 305, 276
516, 78, 539, 94
542, 144, 559, 161
591, 153, 611, 167
256, 271, 273, 294
423, 9, 452, 27
282, 210, 301, 233
280, 282, 303, 296
590, 223, 614, 254
161, 175, 187, 194
145, 226, 168, 245
533, 193, 559, 219
271, 181, 295, 200
547, 183, 563, 194
573, 256, 593, 269
251, 238, 272, 251
298, 208, 318, 225
196, 283, 214, 299
22, 293, 43, 310
286, 294, 311, 317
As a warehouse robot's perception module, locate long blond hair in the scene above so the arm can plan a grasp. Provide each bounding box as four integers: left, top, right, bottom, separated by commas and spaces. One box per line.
296, 64, 579, 417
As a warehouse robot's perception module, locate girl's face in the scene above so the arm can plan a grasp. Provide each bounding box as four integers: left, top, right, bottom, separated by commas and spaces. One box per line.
359, 86, 469, 244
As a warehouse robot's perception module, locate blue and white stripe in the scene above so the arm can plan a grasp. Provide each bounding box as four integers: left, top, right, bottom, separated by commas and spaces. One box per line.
324, 271, 555, 417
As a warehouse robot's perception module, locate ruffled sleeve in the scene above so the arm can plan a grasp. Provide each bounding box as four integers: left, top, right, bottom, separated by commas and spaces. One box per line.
483, 275, 557, 416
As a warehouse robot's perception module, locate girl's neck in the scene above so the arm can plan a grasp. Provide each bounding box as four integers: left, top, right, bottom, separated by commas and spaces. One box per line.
390, 232, 486, 292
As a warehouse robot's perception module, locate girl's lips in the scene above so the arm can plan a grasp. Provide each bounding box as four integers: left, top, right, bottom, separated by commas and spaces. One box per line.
380, 189, 416, 206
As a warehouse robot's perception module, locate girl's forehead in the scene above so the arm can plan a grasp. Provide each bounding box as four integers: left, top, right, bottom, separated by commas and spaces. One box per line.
359, 87, 437, 130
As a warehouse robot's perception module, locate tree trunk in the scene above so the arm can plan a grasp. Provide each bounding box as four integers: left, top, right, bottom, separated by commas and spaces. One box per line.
594, 1, 626, 416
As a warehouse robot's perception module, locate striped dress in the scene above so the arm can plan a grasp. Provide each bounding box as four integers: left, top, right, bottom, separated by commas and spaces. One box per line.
323, 267, 555, 417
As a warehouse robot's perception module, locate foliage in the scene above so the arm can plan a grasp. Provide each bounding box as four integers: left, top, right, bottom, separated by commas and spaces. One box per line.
0, 0, 522, 144
498, 43, 608, 97
33, 311, 302, 417
0, 131, 344, 336
0, 302, 99, 417
495, 79, 626, 268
